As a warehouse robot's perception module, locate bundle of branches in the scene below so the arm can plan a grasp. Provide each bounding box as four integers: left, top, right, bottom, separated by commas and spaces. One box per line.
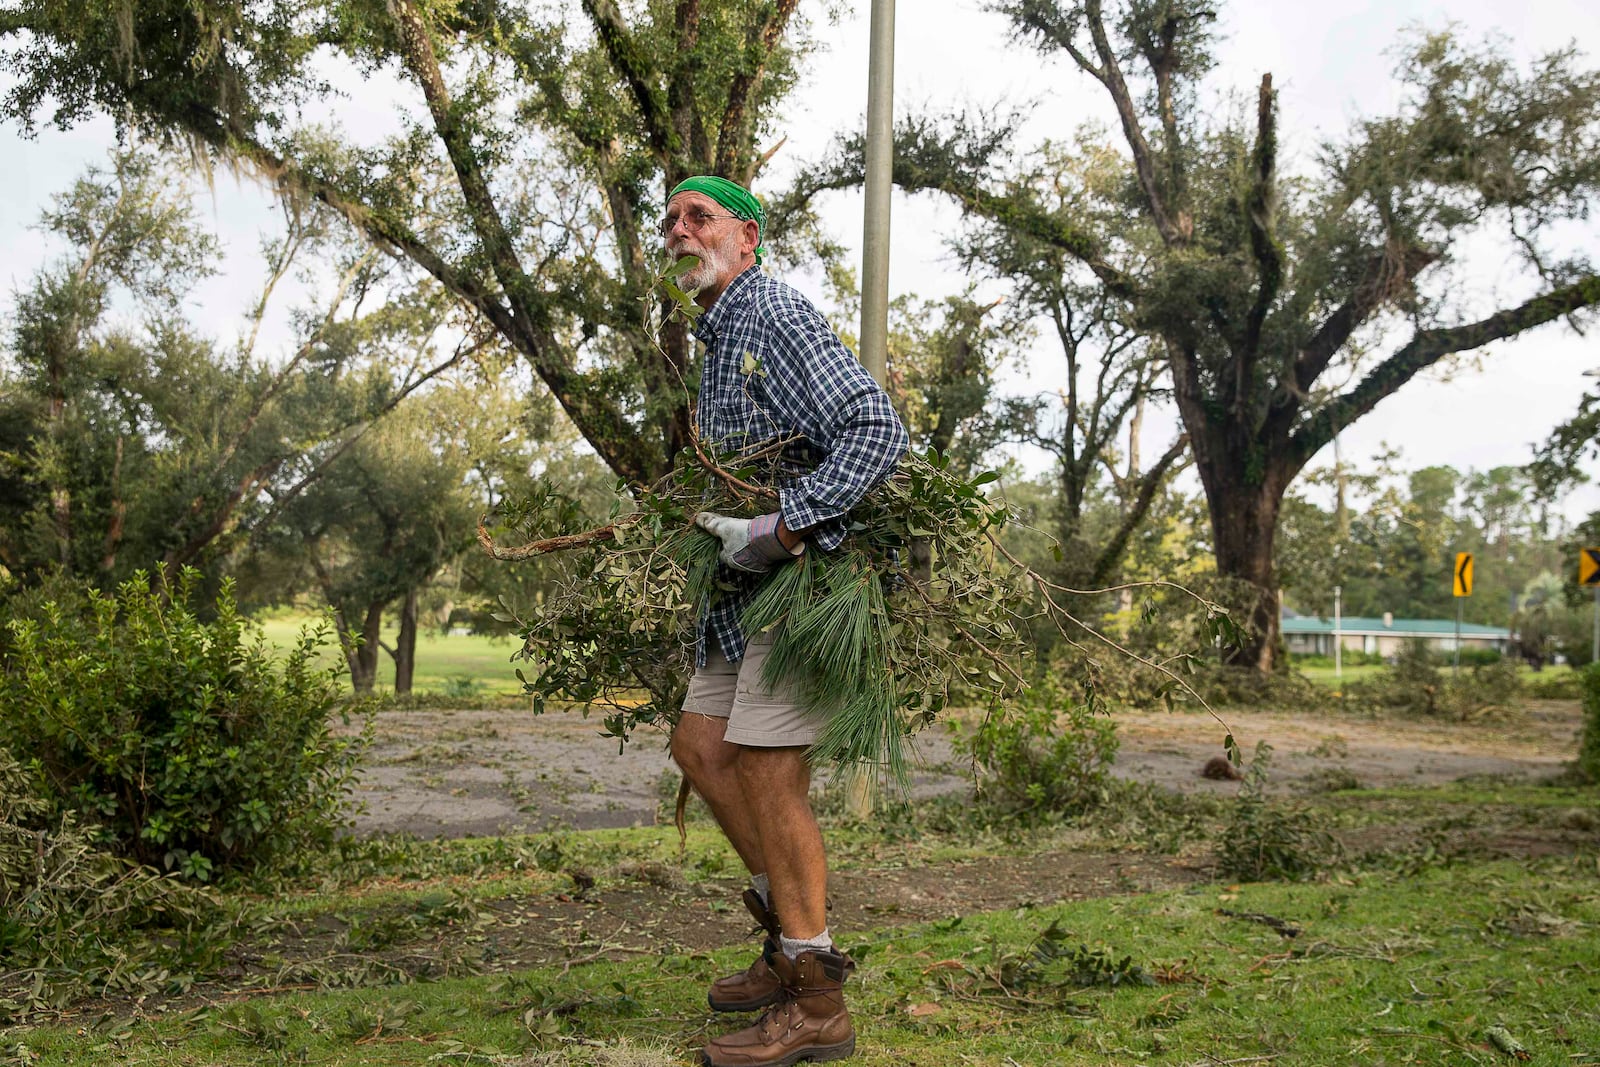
483, 439, 1030, 782
480, 436, 1241, 786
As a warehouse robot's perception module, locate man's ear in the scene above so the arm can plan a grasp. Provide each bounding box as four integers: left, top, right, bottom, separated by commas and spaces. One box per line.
740, 218, 760, 257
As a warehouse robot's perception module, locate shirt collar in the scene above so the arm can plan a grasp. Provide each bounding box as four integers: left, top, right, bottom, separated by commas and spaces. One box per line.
694, 264, 762, 343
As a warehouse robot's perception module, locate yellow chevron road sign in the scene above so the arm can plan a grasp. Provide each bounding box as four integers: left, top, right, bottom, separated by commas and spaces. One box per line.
1581, 547, 1600, 587
1453, 552, 1473, 598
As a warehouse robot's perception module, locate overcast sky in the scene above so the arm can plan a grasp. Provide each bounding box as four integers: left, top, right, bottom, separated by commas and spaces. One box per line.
3, 0, 1597, 518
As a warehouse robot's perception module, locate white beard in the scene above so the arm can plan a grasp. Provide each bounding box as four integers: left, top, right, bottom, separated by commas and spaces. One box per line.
674, 235, 737, 292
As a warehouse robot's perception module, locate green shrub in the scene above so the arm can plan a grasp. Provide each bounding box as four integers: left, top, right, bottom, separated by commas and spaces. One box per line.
1186, 659, 1333, 710
960, 670, 1119, 820
1578, 663, 1600, 784
1, 567, 369, 882
1217, 742, 1341, 882
1456, 647, 1502, 667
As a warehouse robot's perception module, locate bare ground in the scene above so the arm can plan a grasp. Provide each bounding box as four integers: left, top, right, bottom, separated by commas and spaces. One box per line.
346, 699, 1583, 838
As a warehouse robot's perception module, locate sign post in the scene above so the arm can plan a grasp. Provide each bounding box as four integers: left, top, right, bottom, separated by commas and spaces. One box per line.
1581, 547, 1600, 664
1333, 584, 1342, 685
1453, 552, 1474, 676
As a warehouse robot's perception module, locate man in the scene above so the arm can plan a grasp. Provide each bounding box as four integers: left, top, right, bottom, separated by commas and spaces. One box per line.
663, 174, 908, 1067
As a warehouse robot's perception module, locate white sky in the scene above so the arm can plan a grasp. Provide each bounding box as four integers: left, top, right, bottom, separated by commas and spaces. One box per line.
3, 0, 1598, 518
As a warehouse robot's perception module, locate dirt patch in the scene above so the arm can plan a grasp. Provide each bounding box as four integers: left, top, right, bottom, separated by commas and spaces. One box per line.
344, 701, 1583, 838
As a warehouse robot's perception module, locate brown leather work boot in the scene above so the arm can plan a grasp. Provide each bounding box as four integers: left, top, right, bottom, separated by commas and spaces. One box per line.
708, 889, 784, 1012
701, 947, 856, 1067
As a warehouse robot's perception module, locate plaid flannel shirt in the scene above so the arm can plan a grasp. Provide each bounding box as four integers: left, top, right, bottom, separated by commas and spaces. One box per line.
692, 266, 909, 666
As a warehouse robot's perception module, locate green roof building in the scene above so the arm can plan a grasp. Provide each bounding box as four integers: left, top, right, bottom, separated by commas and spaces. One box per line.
1281, 613, 1511, 657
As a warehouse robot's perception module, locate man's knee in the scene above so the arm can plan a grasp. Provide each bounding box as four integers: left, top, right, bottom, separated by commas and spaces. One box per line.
671, 714, 735, 784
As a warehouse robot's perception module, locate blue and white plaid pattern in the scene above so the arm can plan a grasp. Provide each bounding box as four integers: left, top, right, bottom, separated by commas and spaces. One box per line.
693, 266, 909, 666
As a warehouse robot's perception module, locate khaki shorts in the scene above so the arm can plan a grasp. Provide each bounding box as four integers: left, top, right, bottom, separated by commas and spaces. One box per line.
682, 633, 824, 748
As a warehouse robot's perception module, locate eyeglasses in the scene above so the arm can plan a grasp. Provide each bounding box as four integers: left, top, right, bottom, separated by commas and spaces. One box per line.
658, 207, 743, 238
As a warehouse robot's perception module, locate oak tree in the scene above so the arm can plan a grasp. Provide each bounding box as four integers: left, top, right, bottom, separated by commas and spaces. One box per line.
792, 3, 1600, 668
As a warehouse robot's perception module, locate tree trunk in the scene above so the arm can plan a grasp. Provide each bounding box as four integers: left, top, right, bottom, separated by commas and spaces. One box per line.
348, 601, 385, 693
393, 588, 418, 696
1204, 472, 1285, 672
101, 434, 125, 573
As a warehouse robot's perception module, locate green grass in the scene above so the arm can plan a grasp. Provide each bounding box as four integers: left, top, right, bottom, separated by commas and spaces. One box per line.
1295, 661, 1583, 693
255, 615, 526, 696
1294, 662, 1387, 687
9, 856, 1597, 1066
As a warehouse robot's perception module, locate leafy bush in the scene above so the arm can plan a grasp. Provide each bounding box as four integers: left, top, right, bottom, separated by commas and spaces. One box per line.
960, 669, 1119, 820
1578, 663, 1600, 784
1217, 743, 1341, 882
0, 749, 227, 1018
1, 567, 368, 881
1187, 659, 1332, 709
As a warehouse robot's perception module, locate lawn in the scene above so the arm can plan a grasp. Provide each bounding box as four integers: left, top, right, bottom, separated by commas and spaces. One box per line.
8, 849, 1597, 1066
6, 774, 1598, 1066
1294, 659, 1582, 692
255, 614, 527, 696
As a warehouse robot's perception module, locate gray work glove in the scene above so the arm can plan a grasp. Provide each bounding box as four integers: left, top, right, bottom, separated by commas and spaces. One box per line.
694, 511, 803, 574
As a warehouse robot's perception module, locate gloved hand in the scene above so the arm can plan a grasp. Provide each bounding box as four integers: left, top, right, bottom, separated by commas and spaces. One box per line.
694, 511, 803, 574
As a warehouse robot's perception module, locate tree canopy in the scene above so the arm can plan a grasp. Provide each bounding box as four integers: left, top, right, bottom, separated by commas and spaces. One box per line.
2, 0, 827, 485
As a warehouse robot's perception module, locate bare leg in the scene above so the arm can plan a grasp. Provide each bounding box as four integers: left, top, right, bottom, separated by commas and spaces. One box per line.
670, 713, 766, 876
737, 746, 827, 939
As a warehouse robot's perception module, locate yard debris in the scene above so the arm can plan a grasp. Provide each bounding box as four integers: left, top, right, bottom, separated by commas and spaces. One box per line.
1217, 909, 1302, 938
1485, 1024, 1531, 1060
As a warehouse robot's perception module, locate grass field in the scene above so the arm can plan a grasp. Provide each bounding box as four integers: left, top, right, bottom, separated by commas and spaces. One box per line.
255, 614, 527, 696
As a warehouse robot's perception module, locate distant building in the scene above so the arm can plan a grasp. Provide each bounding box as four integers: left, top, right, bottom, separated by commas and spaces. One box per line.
1282, 611, 1511, 657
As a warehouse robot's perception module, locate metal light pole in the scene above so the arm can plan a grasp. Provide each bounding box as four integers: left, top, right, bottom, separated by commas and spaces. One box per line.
859, 0, 895, 385
851, 0, 895, 816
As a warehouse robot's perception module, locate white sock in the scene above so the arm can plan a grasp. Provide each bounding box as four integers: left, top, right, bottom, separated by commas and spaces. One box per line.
781, 928, 833, 960
750, 873, 770, 909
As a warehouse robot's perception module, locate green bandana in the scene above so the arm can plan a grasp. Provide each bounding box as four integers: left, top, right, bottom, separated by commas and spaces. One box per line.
668, 175, 767, 264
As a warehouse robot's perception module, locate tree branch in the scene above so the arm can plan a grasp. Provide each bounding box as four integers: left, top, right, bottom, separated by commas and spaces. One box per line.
668, 0, 712, 171
476, 520, 619, 560
1291, 245, 1439, 398
1089, 434, 1189, 586
1241, 75, 1281, 377
715, 0, 799, 179
388, 1, 535, 317
1290, 274, 1600, 467
1083, 0, 1181, 244
582, 0, 676, 163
